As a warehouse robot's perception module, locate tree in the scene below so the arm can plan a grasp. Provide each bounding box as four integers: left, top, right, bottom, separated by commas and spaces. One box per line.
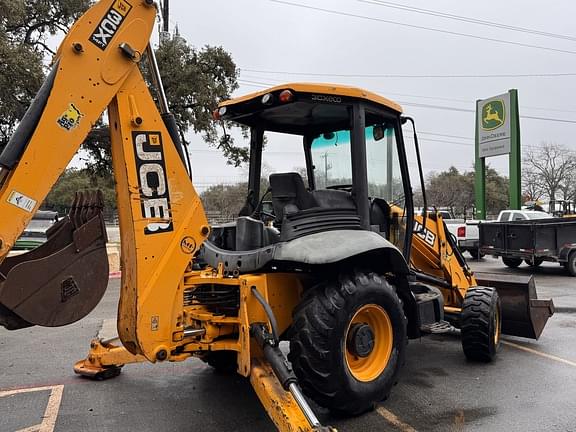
1, 3, 244, 176
522, 166, 545, 202
425, 165, 509, 217
0, 0, 90, 150
83, 32, 244, 176
523, 143, 576, 201
200, 183, 248, 223
43, 168, 116, 214
482, 167, 509, 213
425, 167, 474, 217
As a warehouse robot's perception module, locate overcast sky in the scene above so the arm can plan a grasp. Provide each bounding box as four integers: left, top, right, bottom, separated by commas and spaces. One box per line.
82, 1, 576, 191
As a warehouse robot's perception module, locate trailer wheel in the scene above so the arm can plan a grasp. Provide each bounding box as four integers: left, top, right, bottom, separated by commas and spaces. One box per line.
502, 257, 522, 268
461, 287, 501, 362
525, 258, 544, 267
289, 272, 407, 415
566, 251, 576, 277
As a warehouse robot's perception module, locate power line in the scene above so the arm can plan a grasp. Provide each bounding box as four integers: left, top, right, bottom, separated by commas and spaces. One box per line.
420, 131, 473, 141
269, 0, 576, 56
238, 79, 576, 124
240, 73, 576, 114
359, 0, 576, 43
242, 67, 576, 79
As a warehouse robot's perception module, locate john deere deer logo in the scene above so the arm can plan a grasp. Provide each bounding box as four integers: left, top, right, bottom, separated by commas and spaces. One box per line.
57, 103, 84, 131
481, 100, 505, 131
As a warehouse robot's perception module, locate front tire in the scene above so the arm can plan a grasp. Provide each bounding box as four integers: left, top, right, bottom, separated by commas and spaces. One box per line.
461, 287, 501, 362
288, 272, 407, 415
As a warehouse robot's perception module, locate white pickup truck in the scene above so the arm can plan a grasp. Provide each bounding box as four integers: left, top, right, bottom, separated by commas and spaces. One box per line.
494, 209, 553, 222
443, 215, 482, 258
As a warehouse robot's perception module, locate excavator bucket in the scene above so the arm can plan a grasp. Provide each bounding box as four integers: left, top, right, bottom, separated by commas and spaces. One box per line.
475, 272, 555, 339
0, 191, 109, 330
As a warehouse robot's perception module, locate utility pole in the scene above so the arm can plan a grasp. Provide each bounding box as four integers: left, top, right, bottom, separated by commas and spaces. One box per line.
163, 0, 169, 33
321, 152, 331, 187
159, 0, 170, 44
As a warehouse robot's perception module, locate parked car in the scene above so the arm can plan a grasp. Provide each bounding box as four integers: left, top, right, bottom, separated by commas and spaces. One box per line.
446, 219, 482, 258
494, 209, 554, 222
12, 210, 59, 251
430, 210, 483, 259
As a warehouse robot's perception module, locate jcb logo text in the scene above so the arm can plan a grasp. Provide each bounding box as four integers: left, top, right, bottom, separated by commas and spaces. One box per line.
133, 132, 173, 235
414, 221, 436, 247
90, 0, 132, 50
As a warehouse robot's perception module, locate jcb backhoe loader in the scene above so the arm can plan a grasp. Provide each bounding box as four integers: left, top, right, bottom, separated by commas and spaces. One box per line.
0, 1, 554, 431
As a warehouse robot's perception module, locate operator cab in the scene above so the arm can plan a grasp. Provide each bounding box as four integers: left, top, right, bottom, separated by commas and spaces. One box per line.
208, 83, 414, 262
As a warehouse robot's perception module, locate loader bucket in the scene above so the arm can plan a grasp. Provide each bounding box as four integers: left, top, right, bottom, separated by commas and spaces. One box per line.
0, 191, 109, 330
475, 272, 555, 339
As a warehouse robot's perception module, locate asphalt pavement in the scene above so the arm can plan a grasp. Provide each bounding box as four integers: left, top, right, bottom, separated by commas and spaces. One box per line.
1, 256, 575, 432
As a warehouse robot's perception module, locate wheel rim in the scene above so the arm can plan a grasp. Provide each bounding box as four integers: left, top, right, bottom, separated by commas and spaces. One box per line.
345, 304, 393, 382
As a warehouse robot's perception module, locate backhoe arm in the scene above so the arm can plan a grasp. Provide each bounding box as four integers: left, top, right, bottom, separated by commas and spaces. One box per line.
0, 1, 209, 342
0, 0, 156, 256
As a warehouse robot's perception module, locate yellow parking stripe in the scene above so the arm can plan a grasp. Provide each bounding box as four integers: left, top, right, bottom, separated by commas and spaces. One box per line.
376, 406, 418, 432
503, 340, 576, 368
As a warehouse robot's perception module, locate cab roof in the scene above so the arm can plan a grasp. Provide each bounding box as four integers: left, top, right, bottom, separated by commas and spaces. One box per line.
217, 83, 403, 135
220, 83, 403, 112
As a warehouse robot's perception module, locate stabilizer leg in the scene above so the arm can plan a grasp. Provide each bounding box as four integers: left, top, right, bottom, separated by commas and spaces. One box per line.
74, 338, 146, 380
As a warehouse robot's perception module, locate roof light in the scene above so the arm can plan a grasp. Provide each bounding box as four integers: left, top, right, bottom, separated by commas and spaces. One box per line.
212, 106, 227, 120
279, 90, 294, 103
261, 93, 274, 105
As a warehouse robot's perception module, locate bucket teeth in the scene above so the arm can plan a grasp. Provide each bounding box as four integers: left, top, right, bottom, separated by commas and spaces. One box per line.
70, 190, 103, 228
0, 189, 109, 330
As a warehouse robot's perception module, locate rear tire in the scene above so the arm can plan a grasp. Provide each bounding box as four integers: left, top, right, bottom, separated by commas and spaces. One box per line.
502, 257, 522, 268
566, 251, 576, 277
289, 272, 407, 415
461, 287, 501, 362
204, 351, 237, 374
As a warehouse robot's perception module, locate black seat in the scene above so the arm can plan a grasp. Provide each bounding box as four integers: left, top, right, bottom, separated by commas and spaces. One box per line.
269, 172, 362, 241
269, 173, 317, 223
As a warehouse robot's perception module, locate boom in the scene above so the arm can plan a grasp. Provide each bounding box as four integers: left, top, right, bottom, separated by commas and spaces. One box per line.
0, 0, 209, 361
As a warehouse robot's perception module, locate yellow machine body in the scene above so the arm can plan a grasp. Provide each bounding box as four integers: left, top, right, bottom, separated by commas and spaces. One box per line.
0, 2, 554, 431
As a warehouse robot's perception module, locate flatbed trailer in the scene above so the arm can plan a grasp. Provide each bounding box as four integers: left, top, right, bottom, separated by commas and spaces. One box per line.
479, 217, 576, 276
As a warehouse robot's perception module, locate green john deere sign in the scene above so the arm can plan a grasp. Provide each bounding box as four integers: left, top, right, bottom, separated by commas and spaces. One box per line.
481, 100, 505, 131
475, 89, 521, 219
476, 92, 511, 158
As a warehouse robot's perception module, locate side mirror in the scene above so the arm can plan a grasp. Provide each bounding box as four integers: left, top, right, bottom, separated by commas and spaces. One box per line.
373, 125, 385, 141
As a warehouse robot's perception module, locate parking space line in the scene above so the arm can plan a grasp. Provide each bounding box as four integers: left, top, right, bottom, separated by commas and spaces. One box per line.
15, 427, 38, 432
376, 406, 418, 432
503, 340, 576, 368
0, 385, 64, 432
39, 385, 64, 432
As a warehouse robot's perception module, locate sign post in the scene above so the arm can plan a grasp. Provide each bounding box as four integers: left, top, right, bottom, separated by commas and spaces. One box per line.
475, 90, 521, 219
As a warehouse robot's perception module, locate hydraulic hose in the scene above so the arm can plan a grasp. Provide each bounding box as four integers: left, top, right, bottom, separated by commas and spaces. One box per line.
251, 286, 279, 345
